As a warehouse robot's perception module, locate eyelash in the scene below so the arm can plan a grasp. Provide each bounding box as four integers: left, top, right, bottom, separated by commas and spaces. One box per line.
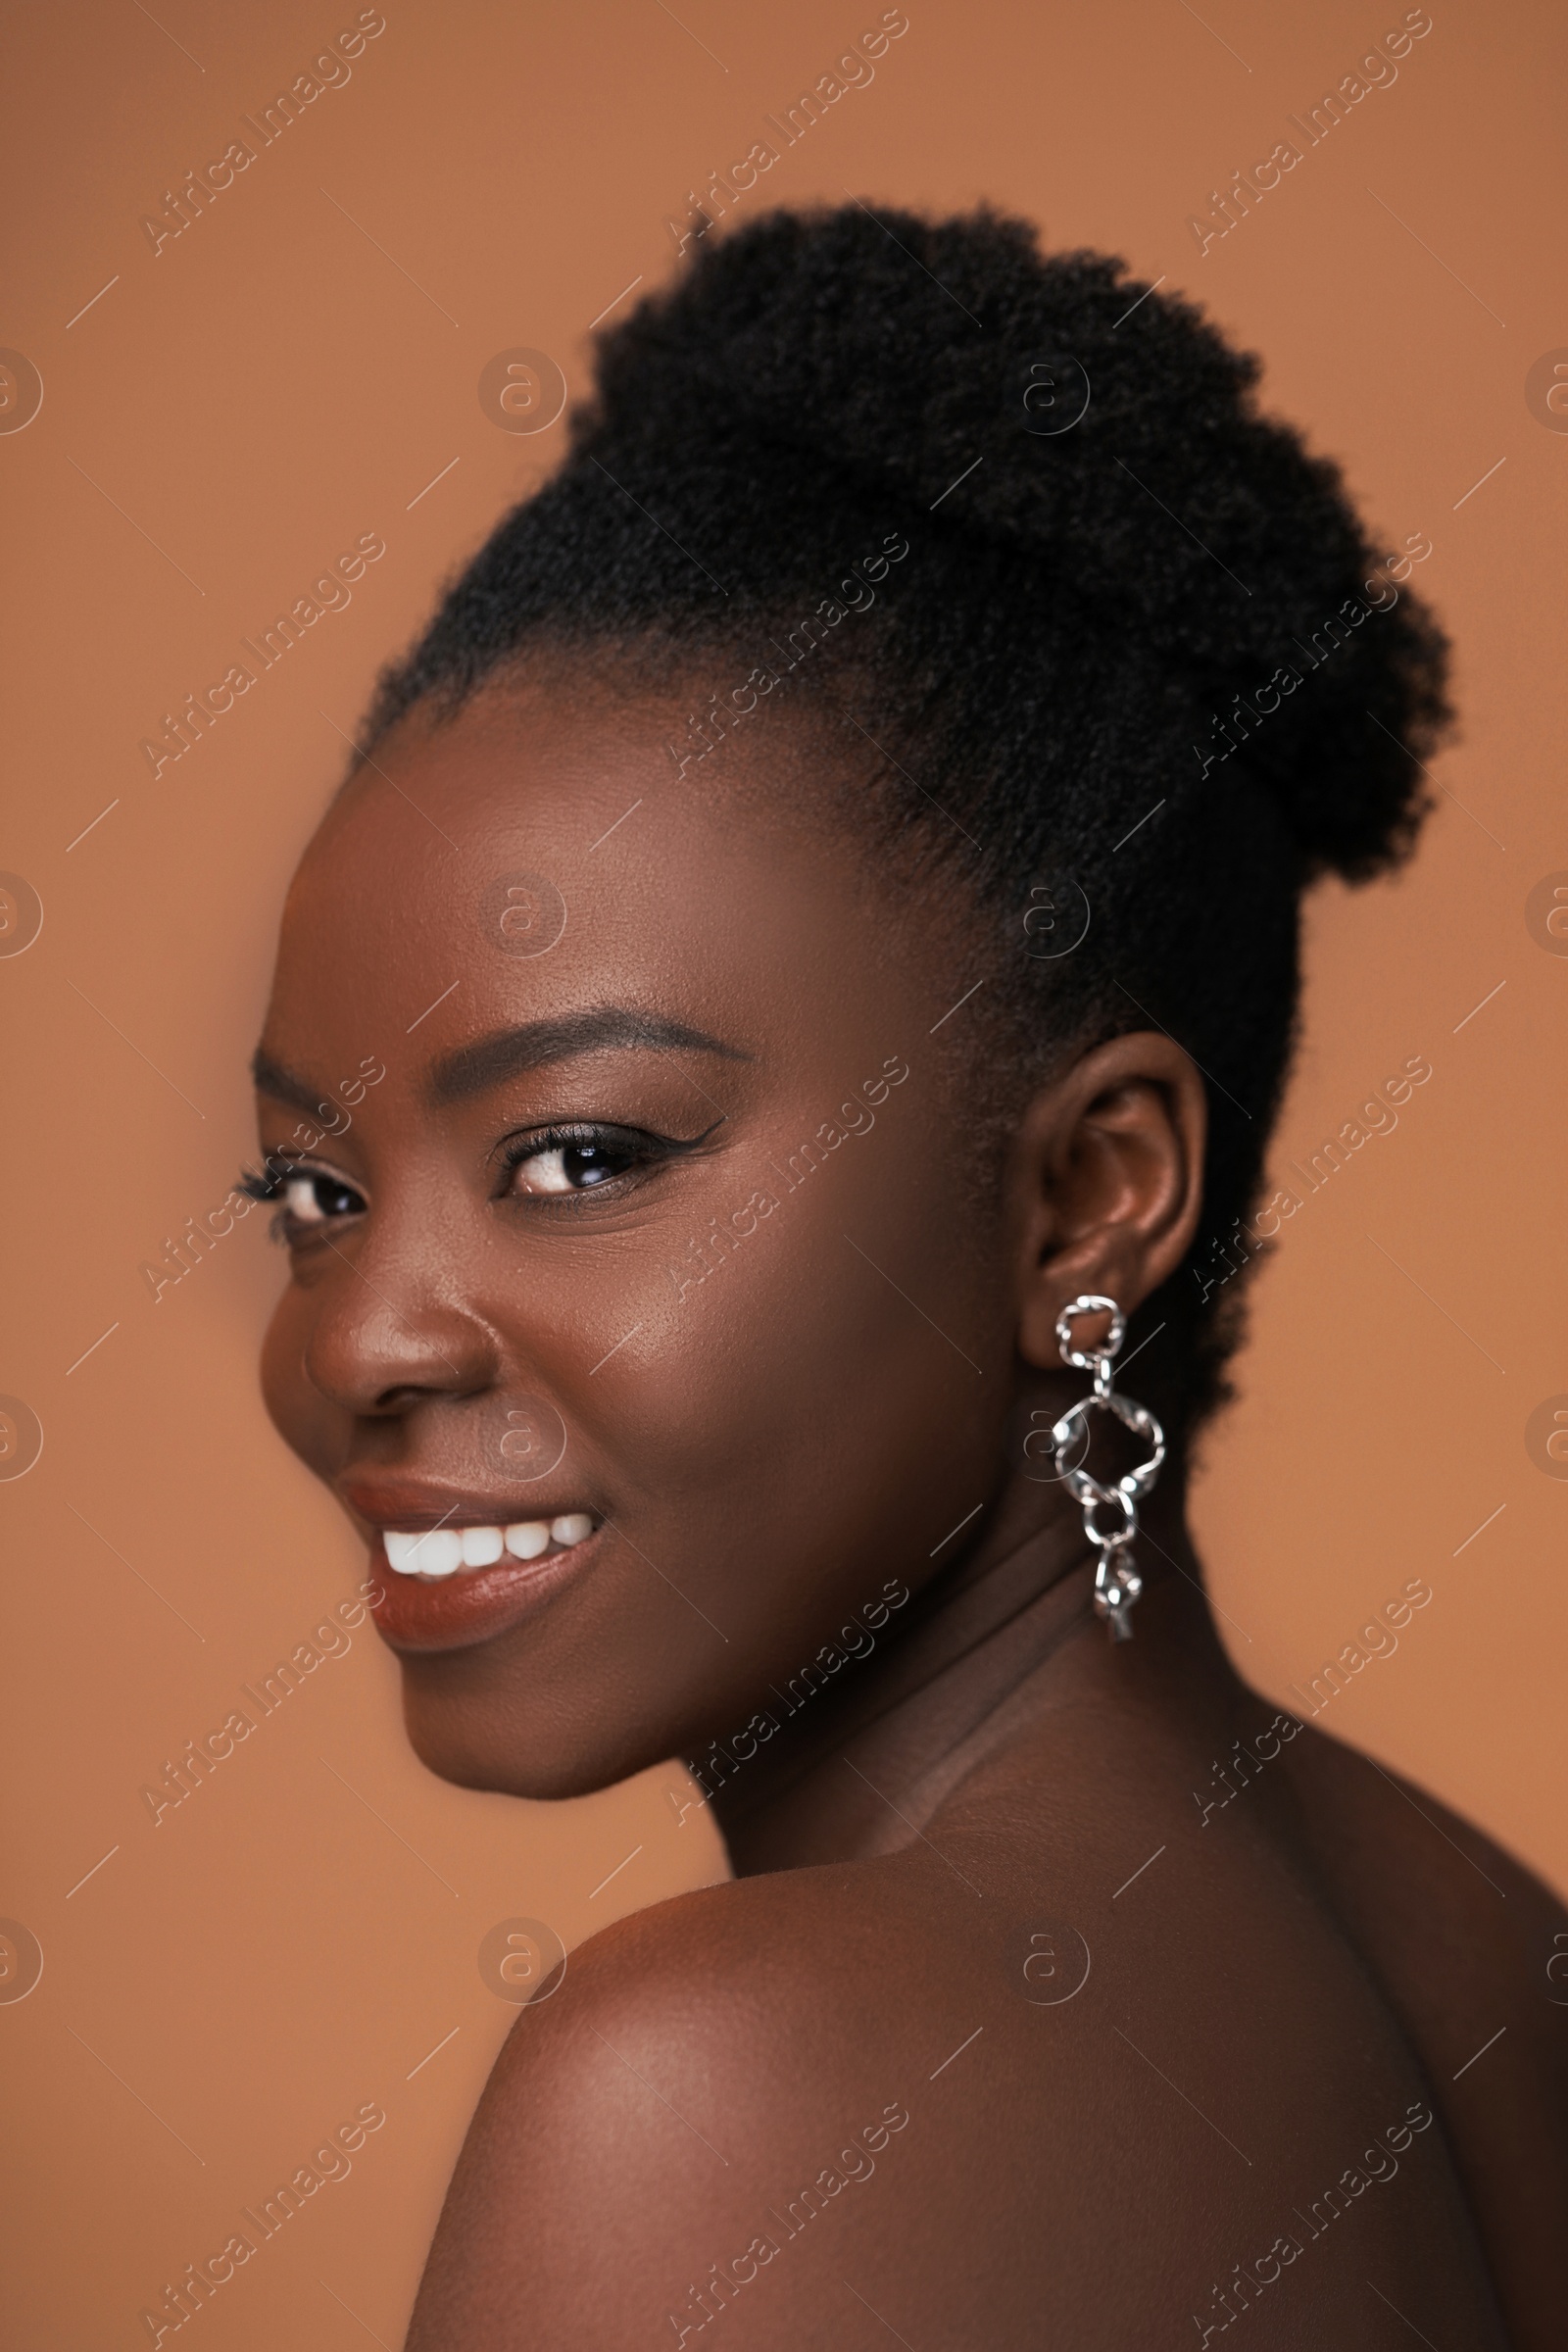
235, 1117, 718, 1242
236, 1157, 365, 1245
495, 1119, 716, 1204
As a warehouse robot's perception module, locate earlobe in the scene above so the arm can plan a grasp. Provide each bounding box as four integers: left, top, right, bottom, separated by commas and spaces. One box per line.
1008, 1033, 1206, 1370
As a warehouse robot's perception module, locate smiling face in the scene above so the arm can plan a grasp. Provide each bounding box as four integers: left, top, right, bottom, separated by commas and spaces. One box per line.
255, 673, 1186, 1798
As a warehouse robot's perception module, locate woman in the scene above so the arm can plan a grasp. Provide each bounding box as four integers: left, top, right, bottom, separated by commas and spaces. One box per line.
245, 207, 1564, 2346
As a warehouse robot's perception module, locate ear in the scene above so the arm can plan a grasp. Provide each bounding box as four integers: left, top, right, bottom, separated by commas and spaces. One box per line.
1007, 1031, 1207, 1372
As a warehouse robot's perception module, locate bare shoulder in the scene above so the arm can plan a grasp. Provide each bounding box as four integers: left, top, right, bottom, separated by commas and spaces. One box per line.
1275, 1711, 1568, 2350
1279, 1704, 1567, 1922
1277, 1706, 1568, 2082
405, 1795, 1515, 2351
406, 1852, 995, 2350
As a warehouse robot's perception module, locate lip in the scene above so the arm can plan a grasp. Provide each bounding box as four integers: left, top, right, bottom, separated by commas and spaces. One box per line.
368, 1531, 604, 1652
342, 1478, 606, 1655
340, 1476, 590, 1531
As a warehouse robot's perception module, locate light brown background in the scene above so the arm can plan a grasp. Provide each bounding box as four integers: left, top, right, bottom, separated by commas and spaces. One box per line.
3, 1, 1563, 2343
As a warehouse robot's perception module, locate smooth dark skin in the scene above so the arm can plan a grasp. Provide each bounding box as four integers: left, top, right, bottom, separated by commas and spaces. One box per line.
257, 678, 1566, 2349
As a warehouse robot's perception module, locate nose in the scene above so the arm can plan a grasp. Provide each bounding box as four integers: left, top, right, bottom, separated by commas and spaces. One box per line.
301, 1256, 500, 1418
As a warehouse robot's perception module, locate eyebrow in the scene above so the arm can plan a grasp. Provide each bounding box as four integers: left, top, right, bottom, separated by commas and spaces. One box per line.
251, 1010, 750, 1120
251, 1050, 336, 1117
427, 1008, 752, 1103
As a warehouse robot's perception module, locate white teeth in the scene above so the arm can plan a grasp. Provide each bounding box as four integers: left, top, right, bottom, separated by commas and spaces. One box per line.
411, 1529, 463, 1578
381, 1517, 597, 1578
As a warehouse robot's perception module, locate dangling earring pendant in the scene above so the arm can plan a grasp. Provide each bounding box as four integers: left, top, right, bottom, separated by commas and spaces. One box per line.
1051, 1294, 1165, 1642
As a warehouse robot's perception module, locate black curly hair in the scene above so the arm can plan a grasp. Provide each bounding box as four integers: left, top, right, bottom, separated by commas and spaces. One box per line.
356, 202, 1451, 1446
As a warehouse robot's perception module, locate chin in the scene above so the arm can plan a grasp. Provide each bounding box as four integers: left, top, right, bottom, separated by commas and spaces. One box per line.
398, 1670, 665, 1803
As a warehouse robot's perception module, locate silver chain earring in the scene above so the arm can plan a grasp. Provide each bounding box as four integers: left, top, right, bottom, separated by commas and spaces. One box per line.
1051, 1294, 1165, 1642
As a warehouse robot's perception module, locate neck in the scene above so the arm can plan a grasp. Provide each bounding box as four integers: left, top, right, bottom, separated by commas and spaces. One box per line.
708, 1475, 1206, 1876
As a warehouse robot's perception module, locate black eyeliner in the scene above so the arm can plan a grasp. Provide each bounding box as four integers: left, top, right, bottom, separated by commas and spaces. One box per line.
496, 1113, 723, 1170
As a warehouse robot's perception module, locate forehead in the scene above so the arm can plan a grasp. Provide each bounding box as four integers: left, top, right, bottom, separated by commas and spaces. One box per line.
265, 683, 907, 1077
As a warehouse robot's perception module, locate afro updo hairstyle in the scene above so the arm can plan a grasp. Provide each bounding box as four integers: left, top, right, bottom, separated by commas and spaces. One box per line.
356, 202, 1452, 1448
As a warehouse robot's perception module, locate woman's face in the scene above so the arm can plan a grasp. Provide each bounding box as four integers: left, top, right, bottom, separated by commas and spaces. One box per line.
257, 679, 1040, 1796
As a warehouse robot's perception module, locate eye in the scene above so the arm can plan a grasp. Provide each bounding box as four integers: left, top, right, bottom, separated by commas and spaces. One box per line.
504, 1126, 661, 1199
281, 1171, 366, 1225
238, 1159, 367, 1237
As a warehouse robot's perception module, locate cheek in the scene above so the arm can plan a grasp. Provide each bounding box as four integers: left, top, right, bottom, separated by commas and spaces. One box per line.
261, 1285, 337, 1474
576, 1131, 1007, 1582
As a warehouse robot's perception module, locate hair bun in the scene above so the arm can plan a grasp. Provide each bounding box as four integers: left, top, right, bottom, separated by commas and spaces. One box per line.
580, 202, 1448, 880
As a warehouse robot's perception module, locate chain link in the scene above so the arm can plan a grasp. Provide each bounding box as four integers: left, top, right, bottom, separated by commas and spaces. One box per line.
1051, 1294, 1165, 1641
